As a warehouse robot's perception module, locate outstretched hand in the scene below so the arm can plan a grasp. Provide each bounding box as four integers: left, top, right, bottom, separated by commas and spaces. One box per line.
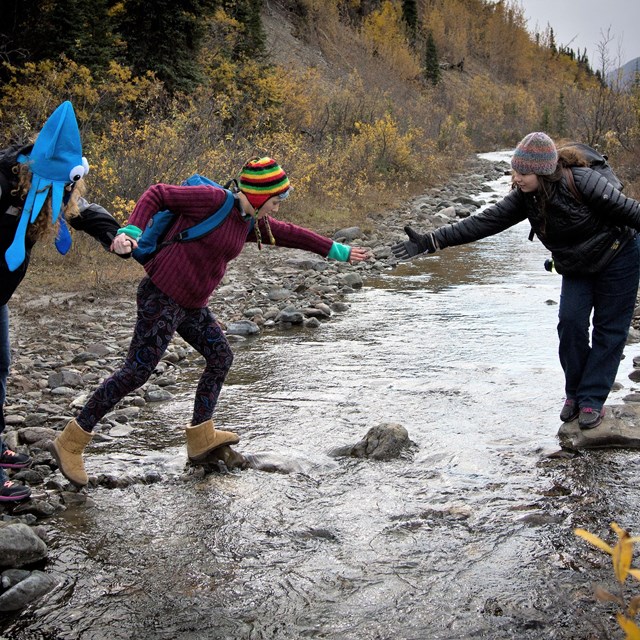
349, 246, 372, 263
390, 226, 438, 260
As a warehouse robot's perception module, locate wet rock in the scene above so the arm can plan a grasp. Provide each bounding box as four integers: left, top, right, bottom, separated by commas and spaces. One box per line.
301, 307, 331, 319
338, 272, 363, 289
294, 527, 338, 542
4, 414, 25, 427
60, 492, 96, 508
192, 445, 249, 471
10, 499, 59, 519
0, 570, 58, 612
557, 403, 640, 449
18, 426, 57, 445
143, 470, 163, 484
84, 343, 114, 357
2, 569, 31, 589
286, 258, 329, 272
0, 524, 48, 568
241, 452, 306, 474
335, 423, 414, 460
277, 307, 304, 324
226, 320, 260, 336
144, 387, 174, 403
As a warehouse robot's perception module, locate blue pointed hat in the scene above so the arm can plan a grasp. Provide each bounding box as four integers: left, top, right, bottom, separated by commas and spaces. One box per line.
5, 100, 89, 271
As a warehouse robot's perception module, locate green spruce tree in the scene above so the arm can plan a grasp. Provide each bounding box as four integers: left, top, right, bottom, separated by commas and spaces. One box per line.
118, 0, 216, 94
555, 91, 567, 138
424, 30, 441, 86
401, 0, 418, 45
222, 0, 265, 59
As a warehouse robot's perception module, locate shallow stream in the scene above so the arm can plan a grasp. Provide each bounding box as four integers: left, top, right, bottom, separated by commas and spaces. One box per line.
5, 153, 640, 639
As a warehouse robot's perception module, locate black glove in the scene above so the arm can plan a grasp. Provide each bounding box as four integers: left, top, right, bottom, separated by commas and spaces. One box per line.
390, 226, 438, 260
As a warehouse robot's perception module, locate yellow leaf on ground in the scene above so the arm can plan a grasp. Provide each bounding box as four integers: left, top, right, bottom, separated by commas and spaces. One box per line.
575, 528, 613, 554
617, 613, 640, 639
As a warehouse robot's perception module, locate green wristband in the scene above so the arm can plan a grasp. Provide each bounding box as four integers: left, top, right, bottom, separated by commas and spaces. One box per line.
116, 224, 143, 241
327, 242, 351, 262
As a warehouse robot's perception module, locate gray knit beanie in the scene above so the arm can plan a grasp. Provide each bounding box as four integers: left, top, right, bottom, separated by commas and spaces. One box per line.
511, 132, 558, 175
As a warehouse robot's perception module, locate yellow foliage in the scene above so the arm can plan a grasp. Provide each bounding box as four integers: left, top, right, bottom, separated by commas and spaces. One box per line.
575, 523, 640, 638
617, 613, 640, 640
361, 1, 420, 80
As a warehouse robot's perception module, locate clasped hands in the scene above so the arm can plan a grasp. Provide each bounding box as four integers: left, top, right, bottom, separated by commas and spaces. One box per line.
111, 233, 138, 255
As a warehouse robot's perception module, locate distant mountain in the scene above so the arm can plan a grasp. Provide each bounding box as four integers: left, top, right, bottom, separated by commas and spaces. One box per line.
608, 57, 640, 87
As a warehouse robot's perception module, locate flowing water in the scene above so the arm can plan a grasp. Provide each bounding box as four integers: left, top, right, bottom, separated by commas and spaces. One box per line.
6, 153, 640, 639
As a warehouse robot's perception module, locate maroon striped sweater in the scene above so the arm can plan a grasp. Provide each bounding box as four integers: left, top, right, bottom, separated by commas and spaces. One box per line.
128, 183, 334, 308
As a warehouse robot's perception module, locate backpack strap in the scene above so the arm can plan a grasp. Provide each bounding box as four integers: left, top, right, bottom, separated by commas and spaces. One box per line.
563, 167, 583, 203
168, 189, 235, 244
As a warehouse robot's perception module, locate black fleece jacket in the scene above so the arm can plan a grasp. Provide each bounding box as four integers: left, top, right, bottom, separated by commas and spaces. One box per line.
0, 148, 124, 310
433, 166, 640, 275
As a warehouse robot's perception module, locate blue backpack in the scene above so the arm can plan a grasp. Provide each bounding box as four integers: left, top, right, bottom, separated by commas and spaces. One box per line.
132, 174, 254, 265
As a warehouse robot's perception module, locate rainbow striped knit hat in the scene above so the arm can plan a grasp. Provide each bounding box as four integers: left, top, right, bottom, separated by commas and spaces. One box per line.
511, 132, 558, 175
238, 157, 291, 209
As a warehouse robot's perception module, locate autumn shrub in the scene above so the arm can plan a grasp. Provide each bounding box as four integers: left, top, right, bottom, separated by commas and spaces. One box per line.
575, 523, 640, 639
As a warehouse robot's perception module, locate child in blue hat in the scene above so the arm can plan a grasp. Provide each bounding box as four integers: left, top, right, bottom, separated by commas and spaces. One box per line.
0, 101, 133, 501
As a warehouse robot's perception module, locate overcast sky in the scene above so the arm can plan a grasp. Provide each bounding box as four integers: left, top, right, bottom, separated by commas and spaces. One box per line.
517, 0, 640, 67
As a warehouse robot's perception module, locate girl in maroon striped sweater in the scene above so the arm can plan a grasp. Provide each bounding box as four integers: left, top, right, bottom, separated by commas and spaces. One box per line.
49, 157, 370, 487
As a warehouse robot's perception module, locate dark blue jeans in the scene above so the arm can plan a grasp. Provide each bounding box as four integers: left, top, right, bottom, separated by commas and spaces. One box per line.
0, 304, 8, 435
0, 304, 9, 482
558, 235, 640, 411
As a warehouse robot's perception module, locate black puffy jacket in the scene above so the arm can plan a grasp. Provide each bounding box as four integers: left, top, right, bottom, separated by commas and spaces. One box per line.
0, 146, 124, 305
433, 166, 640, 275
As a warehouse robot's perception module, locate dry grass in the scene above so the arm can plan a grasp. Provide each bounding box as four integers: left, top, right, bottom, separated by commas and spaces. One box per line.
20, 238, 143, 297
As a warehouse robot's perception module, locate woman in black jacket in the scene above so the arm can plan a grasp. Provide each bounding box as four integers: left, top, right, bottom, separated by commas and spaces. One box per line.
0, 102, 131, 501
391, 132, 640, 431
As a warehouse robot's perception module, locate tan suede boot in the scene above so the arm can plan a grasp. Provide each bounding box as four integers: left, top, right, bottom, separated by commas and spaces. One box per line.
186, 419, 240, 461
48, 419, 93, 487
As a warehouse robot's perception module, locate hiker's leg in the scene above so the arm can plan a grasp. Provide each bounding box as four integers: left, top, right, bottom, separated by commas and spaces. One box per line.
578, 236, 640, 410
77, 278, 185, 430
557, 274, 593, 402
0, 304, 9, 441
177, 307, 234, 426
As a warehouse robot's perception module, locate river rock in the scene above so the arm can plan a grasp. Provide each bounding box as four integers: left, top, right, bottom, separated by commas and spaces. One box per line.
0, 524, 48, 568
144, 387, 174, 403
334, 226, 362, 242
334, 423, 414, 460
338, 273, 363, 289
191, 445, 249, 472
268, 287, 292, 301
2, 569, 31, 589
226, 320, 260, 336
557, 403, 640, 449
18, 426, 57, 445
277, 308, 304, 324
0, 570, 59, 612
47, 370, 84, 389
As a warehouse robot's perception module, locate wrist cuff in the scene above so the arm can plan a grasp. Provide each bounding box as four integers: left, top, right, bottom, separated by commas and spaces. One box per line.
116, 224, 143, 240
328, 242, 351, 262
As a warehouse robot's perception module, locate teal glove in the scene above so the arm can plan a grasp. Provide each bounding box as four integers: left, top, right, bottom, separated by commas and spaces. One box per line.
327, 242, 351, 262
116, 224, 143, 241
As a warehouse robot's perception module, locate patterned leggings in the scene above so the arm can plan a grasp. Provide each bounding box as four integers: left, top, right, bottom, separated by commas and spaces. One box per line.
77, 277, 234, 431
